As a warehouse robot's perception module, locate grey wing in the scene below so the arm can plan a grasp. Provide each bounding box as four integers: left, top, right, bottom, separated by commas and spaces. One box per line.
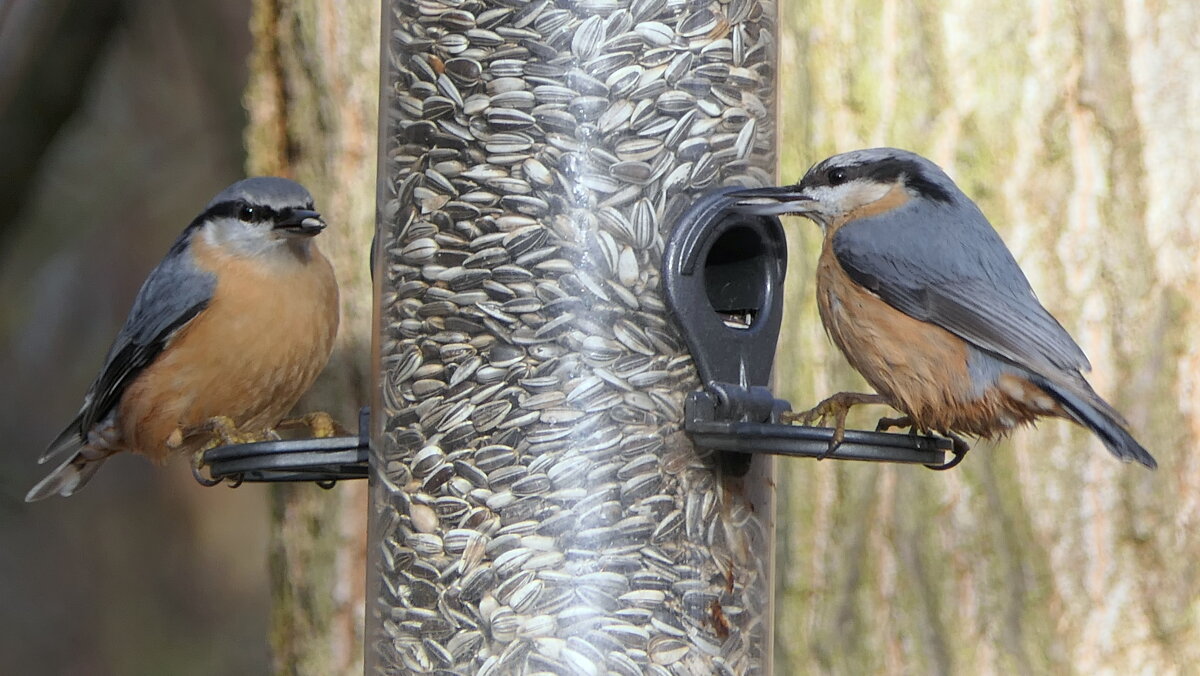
43, 235, 216, 461
831, 197, 1091, 378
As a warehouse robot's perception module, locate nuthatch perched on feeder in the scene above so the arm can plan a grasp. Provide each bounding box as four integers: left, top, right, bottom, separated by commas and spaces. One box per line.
733, 148, 1155, 470
27, 177, 340, 501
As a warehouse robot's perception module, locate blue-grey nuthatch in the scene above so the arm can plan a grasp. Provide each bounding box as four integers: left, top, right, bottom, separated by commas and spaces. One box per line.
28, 177, 340, 500
733, 148, 1155, 470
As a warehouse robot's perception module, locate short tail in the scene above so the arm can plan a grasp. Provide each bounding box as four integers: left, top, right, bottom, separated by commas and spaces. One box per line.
25, 449, 112, 501
1032, 376, 1157, 469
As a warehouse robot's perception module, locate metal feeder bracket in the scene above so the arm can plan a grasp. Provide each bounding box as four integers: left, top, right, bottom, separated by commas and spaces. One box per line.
661, 187, 951, 469
194, 407, 370, 487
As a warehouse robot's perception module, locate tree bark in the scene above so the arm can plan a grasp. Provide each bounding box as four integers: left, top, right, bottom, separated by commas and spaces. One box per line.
243, 1, 379, 674
776, 1, 1200, 673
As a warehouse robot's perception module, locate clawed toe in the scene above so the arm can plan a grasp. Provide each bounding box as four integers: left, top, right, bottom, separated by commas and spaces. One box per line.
276, 411, 343, 439
818, 426, 846, 460
874, 416, 971, 470
788, 398, 972, 469
875, 415, 913, 433
785, 392, 890, 460
925, 432, 971, 471
783, 394, 971, 464
190, 452, 244, 488
191, 449, 221, 487
781, 408, 820, 427
195, 415, 264, 446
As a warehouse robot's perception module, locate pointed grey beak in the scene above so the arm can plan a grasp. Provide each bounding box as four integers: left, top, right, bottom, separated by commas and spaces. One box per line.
274, 208, 326, 237
726, 185, 818, 216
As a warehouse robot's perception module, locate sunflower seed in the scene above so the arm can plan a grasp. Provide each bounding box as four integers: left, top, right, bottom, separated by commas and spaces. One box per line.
375, 0, 777, 670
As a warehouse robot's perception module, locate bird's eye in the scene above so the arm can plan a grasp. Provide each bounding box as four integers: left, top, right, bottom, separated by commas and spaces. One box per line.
828, 168, 848, 186
238, 204, 258, 221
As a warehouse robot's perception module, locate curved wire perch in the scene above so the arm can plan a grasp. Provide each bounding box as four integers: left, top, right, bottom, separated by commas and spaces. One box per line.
193, 408, 370, 487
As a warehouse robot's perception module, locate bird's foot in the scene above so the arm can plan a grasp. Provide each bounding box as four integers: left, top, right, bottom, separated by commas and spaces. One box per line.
190, 448, 223, 487
782, 392, 889, 426
873, 416, 971, 470
782, 392, 890, 460
196, 415, 265, 446
924, 431, 971, 471
276, 411, 344, 439
188, 416, 262, 487
875, 415, 914, 433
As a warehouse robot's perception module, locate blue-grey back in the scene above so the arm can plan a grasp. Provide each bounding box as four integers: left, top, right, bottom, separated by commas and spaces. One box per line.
77, 229, 217, 434
831, 190, 1091, 378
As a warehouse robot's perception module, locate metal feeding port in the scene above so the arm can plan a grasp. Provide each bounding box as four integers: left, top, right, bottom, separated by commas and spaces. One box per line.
193, 407, 369, 487
662, 187, 951, 469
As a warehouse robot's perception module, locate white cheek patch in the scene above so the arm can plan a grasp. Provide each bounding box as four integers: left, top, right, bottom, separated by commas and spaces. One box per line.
838, 179, 895, 211
802, 180, 893, 222
202, 217, 288, 259
805, 184, 840, 207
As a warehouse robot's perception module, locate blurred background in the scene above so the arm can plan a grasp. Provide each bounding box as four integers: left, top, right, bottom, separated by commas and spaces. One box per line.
0, 1, 269, 674
3, 0, 1199, 675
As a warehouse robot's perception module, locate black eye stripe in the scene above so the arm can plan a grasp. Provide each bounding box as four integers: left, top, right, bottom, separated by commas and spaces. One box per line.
865, 158, 953, 203
201, 200, 279, 223
800, 157, 954, 203
800, 163, 858, 189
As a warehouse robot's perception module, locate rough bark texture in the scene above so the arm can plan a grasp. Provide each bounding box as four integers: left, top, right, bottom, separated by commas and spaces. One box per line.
243, 1, 379, 674
775, 1, 1200, 674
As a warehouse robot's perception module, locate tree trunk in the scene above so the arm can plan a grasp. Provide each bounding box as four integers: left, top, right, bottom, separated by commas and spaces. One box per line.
243, 1, 379, 674
776, 1, 1200, 673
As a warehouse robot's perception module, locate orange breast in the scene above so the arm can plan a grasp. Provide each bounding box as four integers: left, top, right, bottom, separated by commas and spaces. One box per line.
817, 241, 978, 430
118, 237, 339, 460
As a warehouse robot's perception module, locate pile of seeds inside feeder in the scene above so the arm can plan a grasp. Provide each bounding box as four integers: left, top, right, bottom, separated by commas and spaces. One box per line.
372, 0, 777, 673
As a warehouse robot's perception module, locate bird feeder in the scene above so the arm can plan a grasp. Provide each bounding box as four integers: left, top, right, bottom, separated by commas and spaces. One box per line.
368, 0, 781, 672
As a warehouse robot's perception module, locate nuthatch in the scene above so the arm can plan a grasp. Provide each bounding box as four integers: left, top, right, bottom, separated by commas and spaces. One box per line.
733, 148, 1155, 469
27, 177, 340, 500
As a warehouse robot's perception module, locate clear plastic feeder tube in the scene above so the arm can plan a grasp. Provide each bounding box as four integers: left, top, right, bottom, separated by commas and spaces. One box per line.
368, 0, 779, 672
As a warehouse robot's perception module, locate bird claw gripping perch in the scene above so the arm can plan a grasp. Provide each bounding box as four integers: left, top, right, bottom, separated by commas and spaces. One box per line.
784, 396, 972, 469
192, 407, 370, 486
276, 411, 344, 439
923, 436, 971, 471
783, 392, 891, 460
873, 414, 972, 470
191, 457, 224, 487
190, 416, 266, 487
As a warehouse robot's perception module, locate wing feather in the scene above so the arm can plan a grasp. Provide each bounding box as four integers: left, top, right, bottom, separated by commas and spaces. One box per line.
42, 234, 215, 462
831, 197, 1091, 379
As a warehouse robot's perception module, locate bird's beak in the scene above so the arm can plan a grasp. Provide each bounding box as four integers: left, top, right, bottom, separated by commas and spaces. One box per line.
274, 209, 326, 237
727, 185, 819, 217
